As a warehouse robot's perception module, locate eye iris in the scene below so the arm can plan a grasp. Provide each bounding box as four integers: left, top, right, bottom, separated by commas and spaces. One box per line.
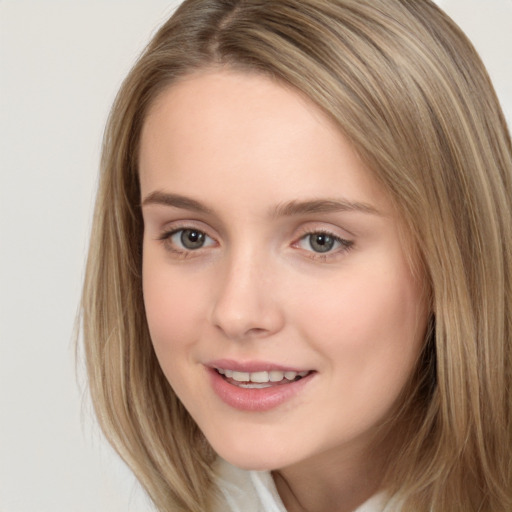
309, 233, 335, 253
180, 229, 205, 249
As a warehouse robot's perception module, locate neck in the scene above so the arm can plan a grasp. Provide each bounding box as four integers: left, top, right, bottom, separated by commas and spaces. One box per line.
272, 435, 389, 512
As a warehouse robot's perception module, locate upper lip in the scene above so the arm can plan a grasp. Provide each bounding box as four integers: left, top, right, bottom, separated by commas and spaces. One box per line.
206, 358, 311, 373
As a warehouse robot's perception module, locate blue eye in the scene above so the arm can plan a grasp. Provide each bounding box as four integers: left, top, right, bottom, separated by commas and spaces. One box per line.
298, 232, 352, 254
167, 228, 215, 251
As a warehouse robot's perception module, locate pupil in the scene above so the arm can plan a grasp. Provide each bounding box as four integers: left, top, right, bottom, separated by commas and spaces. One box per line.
310, 234, 334, 253
181, 229, 205, 249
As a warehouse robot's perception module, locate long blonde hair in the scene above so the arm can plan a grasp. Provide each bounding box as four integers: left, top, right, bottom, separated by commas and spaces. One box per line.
81, 1, 512, 510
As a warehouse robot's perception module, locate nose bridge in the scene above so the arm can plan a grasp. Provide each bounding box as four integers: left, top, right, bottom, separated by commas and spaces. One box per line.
210, 243, 283, 340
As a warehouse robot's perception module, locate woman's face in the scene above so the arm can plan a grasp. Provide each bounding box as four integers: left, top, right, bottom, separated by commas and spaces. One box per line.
140, 70, 429, 472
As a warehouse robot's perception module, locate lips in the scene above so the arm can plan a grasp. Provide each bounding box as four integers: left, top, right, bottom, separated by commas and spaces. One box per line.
206, 359, 315, 411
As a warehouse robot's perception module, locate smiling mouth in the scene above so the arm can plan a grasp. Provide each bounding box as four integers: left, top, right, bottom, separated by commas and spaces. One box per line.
215, 368, 312, 389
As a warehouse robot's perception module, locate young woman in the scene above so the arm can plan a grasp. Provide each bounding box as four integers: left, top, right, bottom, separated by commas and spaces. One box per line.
81, 1, 512, 511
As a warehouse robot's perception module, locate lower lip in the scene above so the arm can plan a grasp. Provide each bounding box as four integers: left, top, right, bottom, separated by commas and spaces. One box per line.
207, 368, 314, 412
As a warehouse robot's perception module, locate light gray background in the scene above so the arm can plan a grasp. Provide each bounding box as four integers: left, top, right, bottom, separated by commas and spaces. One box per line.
1, 1, 511, 511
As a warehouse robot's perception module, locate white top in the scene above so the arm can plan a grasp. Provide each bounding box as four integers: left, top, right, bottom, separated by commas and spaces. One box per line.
213, 459, 398, 512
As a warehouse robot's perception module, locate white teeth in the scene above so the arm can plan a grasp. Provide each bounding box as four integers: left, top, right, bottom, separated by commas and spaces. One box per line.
216, 368, 310, 384
269, 370, 285, 382
232, 371, 250, 382
238, 382, 273, 389
250, 371, 269, 383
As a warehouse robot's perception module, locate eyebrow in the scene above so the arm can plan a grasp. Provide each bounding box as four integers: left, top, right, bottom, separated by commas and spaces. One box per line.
141, 191, 380, 217
141, 191, 212, 214
270, 198, 381, 217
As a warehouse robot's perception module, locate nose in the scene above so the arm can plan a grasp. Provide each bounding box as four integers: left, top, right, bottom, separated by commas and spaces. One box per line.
209, 250, 285, 341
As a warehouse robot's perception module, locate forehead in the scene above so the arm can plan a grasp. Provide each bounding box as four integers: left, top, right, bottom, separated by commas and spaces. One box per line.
139, 69, 389, 210
140, 69, 338, 170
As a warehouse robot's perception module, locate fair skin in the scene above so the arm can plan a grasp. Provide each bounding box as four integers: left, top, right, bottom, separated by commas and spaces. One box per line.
140, 69, 429, 512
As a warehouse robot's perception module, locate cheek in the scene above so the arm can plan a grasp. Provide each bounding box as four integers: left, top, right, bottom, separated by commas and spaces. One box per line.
142, 256, 206, 366
294, 257, 427, 388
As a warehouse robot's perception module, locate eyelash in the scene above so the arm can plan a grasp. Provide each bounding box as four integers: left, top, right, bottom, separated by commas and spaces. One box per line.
294, 229, 354, 262
157, 226, 354, 261
157, 227, 217, 258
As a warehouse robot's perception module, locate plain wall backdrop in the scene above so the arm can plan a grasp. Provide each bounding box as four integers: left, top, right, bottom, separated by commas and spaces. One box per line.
0, 1, 510, 511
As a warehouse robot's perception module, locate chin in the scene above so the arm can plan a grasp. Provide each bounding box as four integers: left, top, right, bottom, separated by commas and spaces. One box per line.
207, 430, 299, 472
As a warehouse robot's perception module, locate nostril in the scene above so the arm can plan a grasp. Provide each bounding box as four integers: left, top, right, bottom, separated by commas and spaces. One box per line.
246, 327, 268, 336
212, 317, 279, 341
